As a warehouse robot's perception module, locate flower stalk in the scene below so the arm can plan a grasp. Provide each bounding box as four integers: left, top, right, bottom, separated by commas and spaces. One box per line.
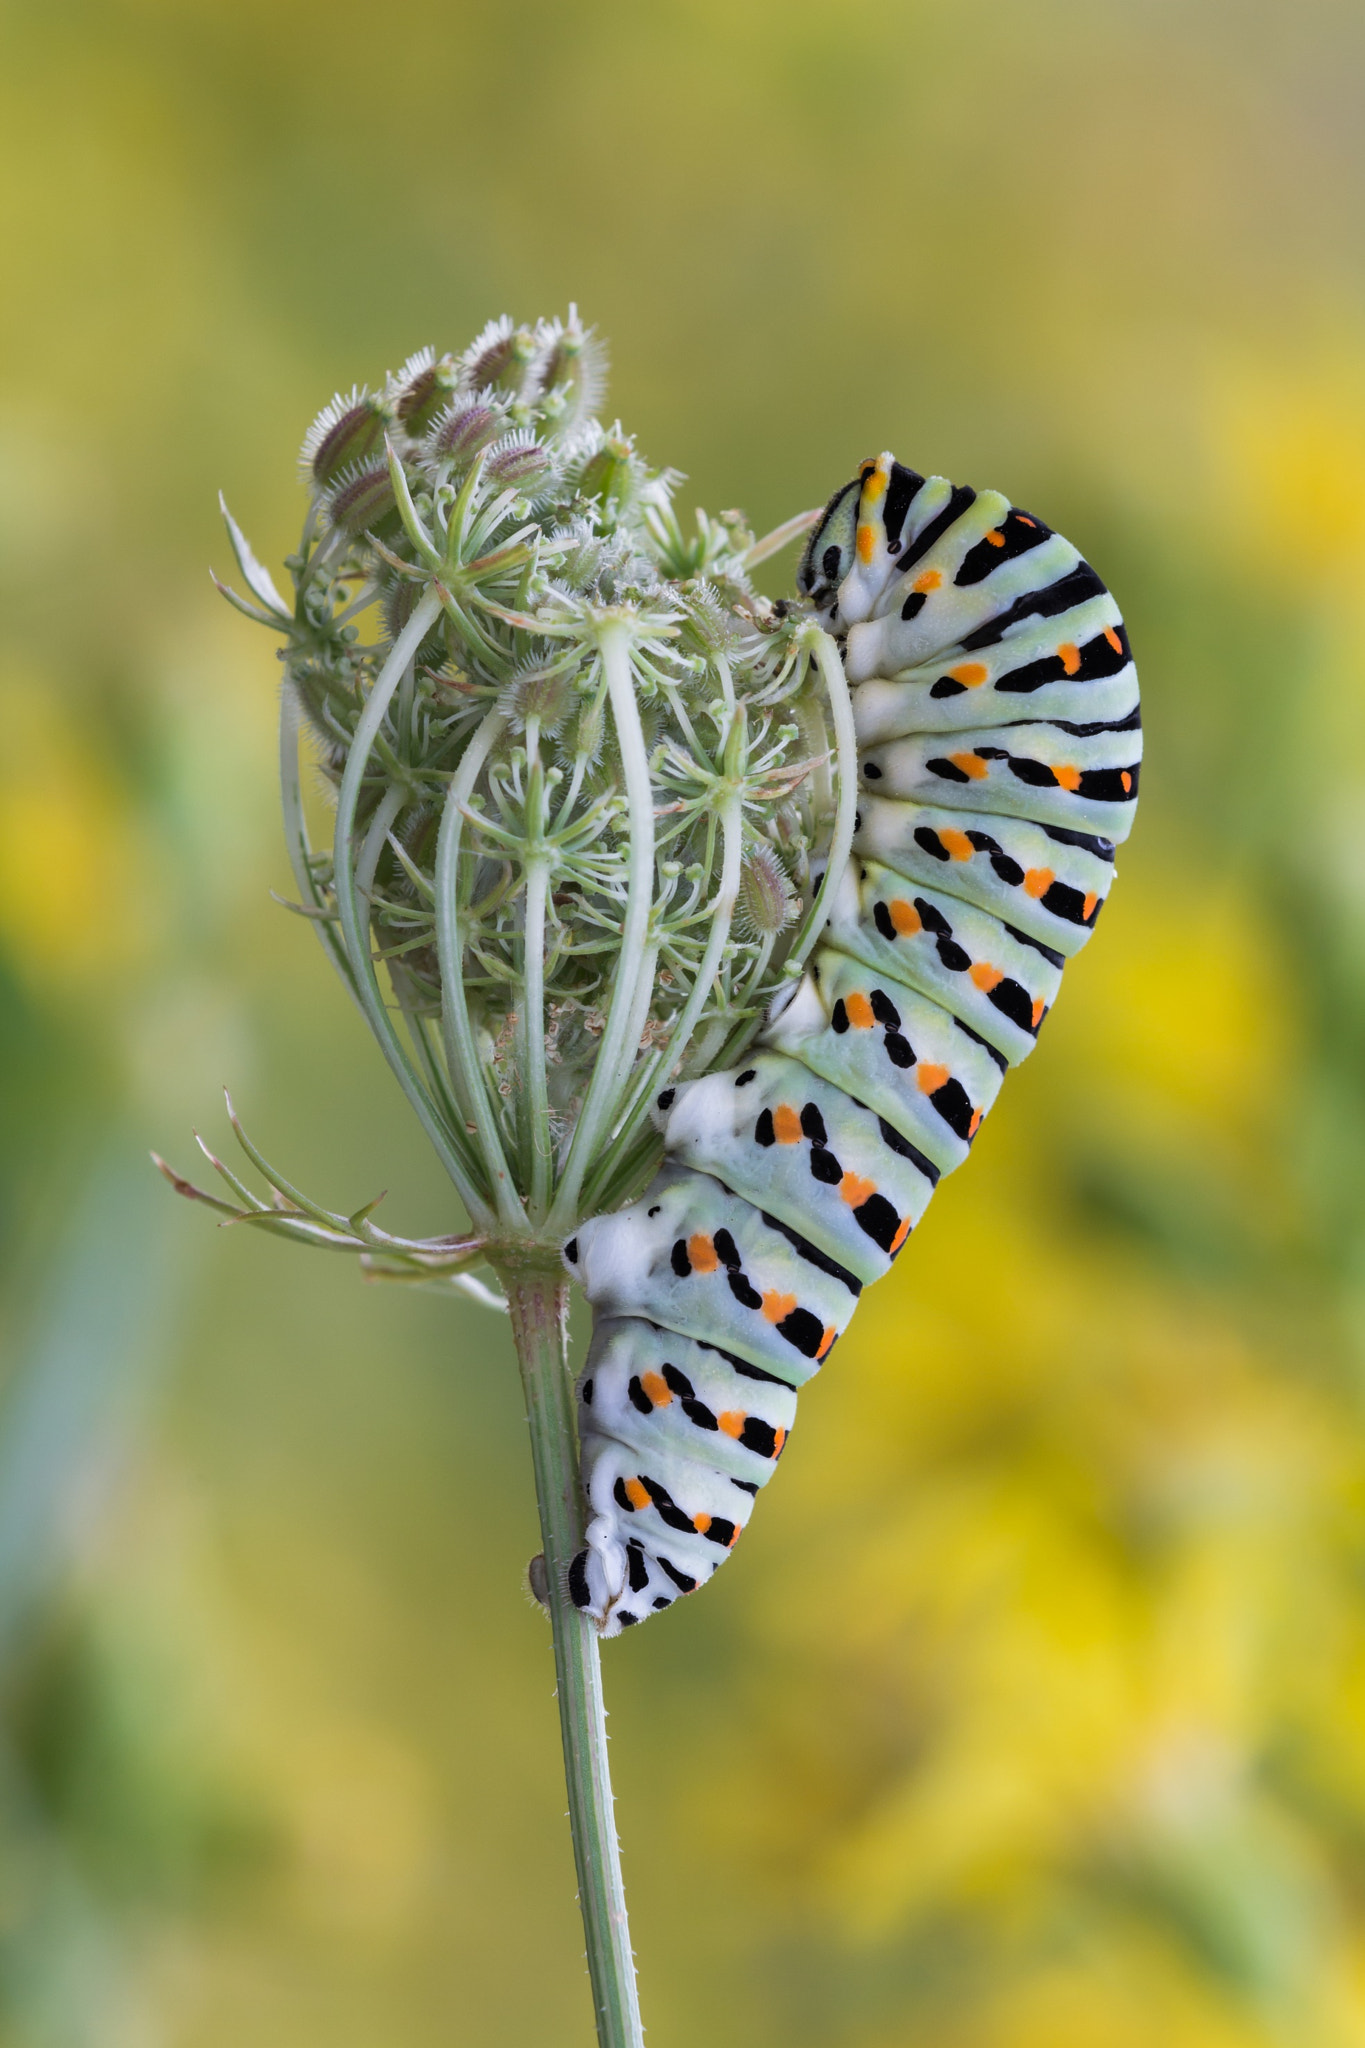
505, 1262, 644, 2048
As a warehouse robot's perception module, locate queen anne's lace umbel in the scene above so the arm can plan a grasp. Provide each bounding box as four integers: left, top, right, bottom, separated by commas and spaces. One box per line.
210, 310, 855, 1254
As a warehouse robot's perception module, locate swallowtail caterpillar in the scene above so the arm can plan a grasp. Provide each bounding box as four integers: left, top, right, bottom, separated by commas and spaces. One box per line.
564, 454, 1139, 1633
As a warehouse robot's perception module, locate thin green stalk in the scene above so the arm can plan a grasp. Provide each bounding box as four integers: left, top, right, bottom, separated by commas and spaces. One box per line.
279, 683, 361, 1005
332, 590, 494, 1227
502, 1263, 644, 2048
579, 786, 742, 1216
779, 627, 859, 979
521, 854, 554, 1222
433, 706, 526, 1231
548, 620, 658, 1231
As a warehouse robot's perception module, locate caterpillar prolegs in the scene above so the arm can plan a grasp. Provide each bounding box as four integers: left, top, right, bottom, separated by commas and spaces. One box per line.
562, 453, 1140, 1634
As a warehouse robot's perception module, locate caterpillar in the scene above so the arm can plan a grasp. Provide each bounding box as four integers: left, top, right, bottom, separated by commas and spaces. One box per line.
562, 452, 1140, 1634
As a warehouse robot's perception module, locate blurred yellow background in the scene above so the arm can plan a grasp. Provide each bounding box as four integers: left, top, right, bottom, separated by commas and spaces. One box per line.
3, 1, 1365, 2041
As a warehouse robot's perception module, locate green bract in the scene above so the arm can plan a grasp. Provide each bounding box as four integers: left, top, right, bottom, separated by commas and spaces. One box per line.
216, 310, 855, 1246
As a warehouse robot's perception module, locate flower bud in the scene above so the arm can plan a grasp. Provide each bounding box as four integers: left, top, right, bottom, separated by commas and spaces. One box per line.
427, 399, 504, 467
394, 348, 459, 436
735, 845, 797, 938
573, 692, 605, 764
301, 387, 390, 486
327, 460, 397, 535
578, 430, 635, 511
487, 433, 551, 488
462, 316, 537, 392
500, 661, 573, 734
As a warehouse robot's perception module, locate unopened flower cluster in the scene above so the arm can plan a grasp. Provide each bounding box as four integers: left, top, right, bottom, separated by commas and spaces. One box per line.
225, 311, 837, 1218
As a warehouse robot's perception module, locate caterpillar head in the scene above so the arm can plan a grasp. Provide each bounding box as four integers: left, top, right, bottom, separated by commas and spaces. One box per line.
796, 472, 860, 616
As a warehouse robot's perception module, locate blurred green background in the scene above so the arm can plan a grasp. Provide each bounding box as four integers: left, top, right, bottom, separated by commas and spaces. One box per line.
3, 0, 1365, 2041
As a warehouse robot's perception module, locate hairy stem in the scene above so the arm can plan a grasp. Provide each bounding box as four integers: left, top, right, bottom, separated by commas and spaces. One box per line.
502, 1263, 644, 2048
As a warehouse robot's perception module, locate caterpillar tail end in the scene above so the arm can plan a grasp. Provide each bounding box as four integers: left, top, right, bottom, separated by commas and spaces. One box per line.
569, 1518, 695, 1637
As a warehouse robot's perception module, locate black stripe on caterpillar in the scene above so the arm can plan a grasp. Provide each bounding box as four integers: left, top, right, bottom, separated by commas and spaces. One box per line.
562, 453, 1140, 1634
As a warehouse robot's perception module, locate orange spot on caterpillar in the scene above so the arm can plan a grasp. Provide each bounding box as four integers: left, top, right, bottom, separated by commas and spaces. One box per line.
816, 1326, 838, 1360
939, 828, 974, 861
1017, 515, 1037, 528
624, 1478, 650, 1511
762, 1290, 798, 1324
1104, 624, 1123, 653
1121, 770, 1133, 793
890, 1217, 911, 1253
772, 1103, 803, 1145
1023, 867, 1055, 898
844, 991, 876, 1029
949, 662, 988, 687
968, 1108, 982, 1137
862, 463, 888, 500
1053, 763, 1081, 792
640, 1370, 672, 1407
773, 1427, 787, 1455
888, 898, 921, 935
727, 1524, 742, 1548
839, 1172, 877, 1208
913, 569, 942, 593
1058, 642, 1081, 675
949, 752, 989, 780
1031, 998, 1045, 1027
984, 527, 1006, 547
916, 1062, 950, 1094
969, 962, 1003, 992
717, 1411, 745, 1439
856, 524, 876, 563
687, 1233, 718, 1273
1082, 891, 1099, 919
692, 1511, 712, 1535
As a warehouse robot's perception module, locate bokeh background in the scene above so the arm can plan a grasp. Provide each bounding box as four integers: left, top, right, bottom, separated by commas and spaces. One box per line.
2, 1, 1364, 2041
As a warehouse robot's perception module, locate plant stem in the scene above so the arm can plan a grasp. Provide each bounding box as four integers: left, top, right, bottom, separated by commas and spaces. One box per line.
502, 1262, 644, 2048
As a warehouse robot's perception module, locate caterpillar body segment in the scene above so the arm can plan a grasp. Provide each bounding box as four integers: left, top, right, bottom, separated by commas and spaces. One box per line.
567, 456, 1139, 1636
656, 1052, 936, 1284
564, 1165, 861, 1380
822, 862, 1062, 1063
766, 952, 1007, 1174
580, 1318, 798, 1488
859, 716, 1140, 838
854, 798, 1119, 958
571, 1318, 799, 1629
848, 599, 1134, 742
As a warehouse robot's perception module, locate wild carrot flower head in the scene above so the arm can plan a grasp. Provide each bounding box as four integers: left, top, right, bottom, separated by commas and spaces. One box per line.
215, 309, 854, 1237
